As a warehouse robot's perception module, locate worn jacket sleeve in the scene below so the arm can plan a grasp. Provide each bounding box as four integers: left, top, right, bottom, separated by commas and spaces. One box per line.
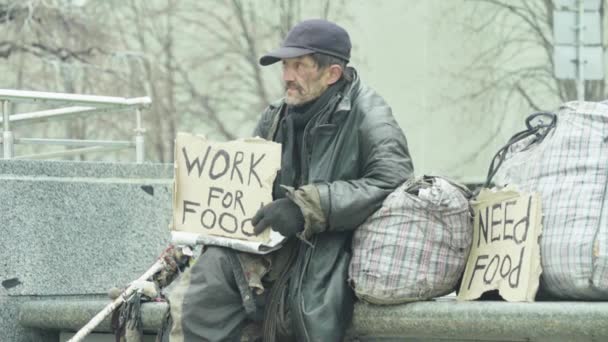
293, 103, 414, 239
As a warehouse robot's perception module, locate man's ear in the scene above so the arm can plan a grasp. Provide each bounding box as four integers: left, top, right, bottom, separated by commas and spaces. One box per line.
326, 65, 343, 85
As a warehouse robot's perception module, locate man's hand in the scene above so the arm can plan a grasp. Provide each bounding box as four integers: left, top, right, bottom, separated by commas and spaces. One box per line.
252, 198, 305, 237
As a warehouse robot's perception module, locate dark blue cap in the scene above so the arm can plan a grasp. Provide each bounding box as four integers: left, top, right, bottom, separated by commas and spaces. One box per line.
260, 19, 351, 66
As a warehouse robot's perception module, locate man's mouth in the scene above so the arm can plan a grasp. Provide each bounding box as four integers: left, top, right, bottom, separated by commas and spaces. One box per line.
285, 82, 301, 92
286, 88, 300, 95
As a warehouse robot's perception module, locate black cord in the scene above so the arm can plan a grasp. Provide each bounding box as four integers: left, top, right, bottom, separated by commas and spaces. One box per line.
483, 112, 557, 189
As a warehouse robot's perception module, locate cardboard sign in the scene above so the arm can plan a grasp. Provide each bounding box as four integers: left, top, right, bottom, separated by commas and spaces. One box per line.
458, 188, 542, 302
172, 133, 281, 242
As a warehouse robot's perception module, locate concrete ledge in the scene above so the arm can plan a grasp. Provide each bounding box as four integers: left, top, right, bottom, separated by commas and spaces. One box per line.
19, 298, 608, 341
352, 299, 608, 340
19, 297, 165, 334
0, 159, 173, 178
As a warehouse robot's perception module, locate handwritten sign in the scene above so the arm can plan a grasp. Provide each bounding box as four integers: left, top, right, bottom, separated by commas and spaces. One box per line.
172, 133, 281, 242
458, 188, 542, 302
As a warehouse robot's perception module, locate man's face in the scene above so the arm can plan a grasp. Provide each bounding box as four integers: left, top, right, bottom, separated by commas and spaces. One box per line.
282, 55, 330, 106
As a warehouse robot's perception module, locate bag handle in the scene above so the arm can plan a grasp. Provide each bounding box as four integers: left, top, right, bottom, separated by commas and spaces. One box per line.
483, 112, 558, 188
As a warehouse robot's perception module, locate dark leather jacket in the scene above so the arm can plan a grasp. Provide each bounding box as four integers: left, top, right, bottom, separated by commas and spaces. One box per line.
253, 68, 414, 341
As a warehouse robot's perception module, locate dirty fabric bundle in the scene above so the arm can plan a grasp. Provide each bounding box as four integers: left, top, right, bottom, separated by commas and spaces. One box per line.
349, 176, 473, 304
112, 292, 144, 342
494, 101, 608, 300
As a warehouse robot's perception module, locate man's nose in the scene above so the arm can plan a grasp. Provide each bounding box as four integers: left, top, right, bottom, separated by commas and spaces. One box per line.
282, 67, 295, 82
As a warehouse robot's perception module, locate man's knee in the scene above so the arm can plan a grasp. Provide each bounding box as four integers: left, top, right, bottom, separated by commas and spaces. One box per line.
179, 246, 248, 341
191, 246, 236, 274
188, 246, 240, 293
196, 246, 235, 269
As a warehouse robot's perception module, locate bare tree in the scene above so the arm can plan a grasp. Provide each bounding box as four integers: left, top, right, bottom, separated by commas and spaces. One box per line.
0, 0, 350, 163
162, 0, 349, 158
457, 1, 604, 106
439, 0, 606, 176
0, 0, 112, 160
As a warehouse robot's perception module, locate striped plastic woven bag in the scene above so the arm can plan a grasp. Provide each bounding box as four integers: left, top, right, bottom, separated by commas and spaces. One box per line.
349, 176, 472, 304
494, 101, 608, 299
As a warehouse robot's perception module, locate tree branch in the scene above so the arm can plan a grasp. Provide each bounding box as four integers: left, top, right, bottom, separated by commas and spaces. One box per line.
231, 0, 270, 107
515, 83, 542, 111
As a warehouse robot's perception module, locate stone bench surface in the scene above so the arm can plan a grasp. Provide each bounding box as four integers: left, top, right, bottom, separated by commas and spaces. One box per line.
18, 297, 608, 341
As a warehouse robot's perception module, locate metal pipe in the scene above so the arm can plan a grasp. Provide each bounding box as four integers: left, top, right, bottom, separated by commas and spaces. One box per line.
136, 108, 143, 130
135, 135, 145, 164
15, 138, 133, 148
577, 0, 585, 101
134, 108, 145, 164
2, 100, 13, 159
3, 100, 9, 132
0, 90, 151, 162
0, 89, 151, 108
0, 106, 141, 127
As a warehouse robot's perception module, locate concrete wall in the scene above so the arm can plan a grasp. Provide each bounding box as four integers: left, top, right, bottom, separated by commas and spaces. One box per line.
0, 160, 173, 342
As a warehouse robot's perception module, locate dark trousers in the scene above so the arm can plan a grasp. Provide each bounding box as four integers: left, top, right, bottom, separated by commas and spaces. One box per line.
161, 234, 353, 342
163, 246, 265, 342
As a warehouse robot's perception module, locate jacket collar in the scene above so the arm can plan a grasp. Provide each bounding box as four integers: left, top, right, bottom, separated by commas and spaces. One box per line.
335, 67, 359, 113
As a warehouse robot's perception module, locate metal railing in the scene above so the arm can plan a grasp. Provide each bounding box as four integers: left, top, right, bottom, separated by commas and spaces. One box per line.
0, 89, 151, 163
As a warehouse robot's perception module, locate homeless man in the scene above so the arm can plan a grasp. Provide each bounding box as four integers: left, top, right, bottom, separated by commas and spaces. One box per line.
162, 19, 414, 341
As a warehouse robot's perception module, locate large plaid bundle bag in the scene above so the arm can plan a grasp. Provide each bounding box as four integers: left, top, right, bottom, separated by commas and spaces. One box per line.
349, 176, 472, 304
494, 101, 608, 299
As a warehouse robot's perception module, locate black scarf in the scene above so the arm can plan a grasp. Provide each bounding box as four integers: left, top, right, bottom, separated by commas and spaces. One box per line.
274, 79, 345, 197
